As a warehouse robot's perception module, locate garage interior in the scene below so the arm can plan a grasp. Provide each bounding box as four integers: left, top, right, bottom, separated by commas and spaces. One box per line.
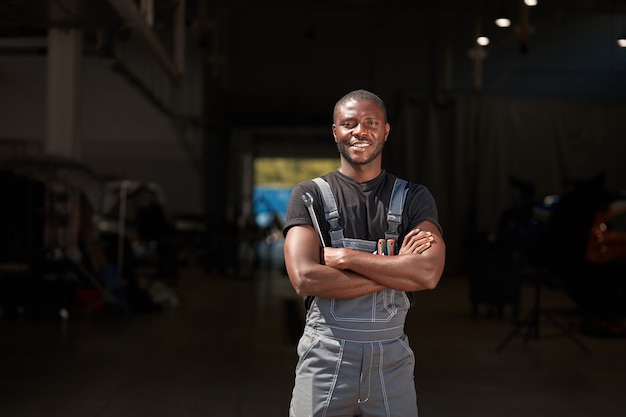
1, 1, 625, 416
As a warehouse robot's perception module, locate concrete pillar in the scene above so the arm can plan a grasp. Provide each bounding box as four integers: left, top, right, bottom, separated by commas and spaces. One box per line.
45, 26, 82, 159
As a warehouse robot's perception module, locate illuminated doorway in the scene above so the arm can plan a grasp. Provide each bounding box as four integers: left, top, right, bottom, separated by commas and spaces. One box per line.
253, 157, 338, 268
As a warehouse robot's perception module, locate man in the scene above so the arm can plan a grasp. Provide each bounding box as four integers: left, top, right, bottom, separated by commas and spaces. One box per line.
283, 89, 445, 417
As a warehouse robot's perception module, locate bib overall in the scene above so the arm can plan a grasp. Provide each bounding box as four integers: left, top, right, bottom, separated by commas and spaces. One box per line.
289, 178, 418, 417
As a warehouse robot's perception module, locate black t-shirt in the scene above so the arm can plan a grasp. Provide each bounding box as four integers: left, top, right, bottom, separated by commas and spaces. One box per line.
283, 170, 441, 247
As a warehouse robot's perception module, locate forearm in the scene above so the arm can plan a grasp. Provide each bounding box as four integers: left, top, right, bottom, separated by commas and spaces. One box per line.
326, 249, 444, 292
292, 262, 386, 299
284, 225, 384, 299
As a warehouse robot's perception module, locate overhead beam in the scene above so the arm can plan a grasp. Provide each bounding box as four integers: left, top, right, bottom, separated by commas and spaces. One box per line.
107, 0, 183, 84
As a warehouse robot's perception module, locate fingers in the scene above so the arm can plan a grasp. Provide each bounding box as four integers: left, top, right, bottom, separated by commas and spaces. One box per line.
398, 229, 434, 255
413, 242, 431, 254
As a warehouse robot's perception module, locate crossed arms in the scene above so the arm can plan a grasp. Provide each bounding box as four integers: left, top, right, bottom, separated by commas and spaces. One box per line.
284, 222, 446, 299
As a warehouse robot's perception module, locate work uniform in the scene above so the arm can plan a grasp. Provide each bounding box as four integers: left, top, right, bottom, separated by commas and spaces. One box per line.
284, 170, 441, 417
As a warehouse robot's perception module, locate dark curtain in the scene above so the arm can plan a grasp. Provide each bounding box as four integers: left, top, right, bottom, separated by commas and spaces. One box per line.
394, 97, 626, 274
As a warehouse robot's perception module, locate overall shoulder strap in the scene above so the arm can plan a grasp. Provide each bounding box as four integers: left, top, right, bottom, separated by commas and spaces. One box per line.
385, 178, 409, 240
387, 178, 415, 307
312, 177, 345, 248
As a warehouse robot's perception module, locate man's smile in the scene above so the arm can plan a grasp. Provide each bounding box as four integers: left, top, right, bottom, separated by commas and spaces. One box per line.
349, 140, 371, 148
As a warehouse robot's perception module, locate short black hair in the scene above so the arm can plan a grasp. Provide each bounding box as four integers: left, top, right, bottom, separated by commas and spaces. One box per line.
333, 89, 387, 123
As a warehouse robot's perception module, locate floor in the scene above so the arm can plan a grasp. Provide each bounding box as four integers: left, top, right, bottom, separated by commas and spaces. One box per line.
1, 264, 625, 417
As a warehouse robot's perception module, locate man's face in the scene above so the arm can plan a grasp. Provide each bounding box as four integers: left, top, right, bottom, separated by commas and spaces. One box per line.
333, 99, 390, 167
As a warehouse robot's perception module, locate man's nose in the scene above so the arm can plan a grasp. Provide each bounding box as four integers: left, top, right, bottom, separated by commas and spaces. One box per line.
353, 123, 367, 137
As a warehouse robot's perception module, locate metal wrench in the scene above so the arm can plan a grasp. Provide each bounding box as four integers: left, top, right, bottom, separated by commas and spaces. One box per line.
301, 192, 326, 248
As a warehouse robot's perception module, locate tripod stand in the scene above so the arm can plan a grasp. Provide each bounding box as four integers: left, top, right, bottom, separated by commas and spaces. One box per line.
495, 269, 590, 354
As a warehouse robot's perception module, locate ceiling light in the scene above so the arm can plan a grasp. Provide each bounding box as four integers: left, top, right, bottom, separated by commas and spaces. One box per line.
524, 0, 538, 6
495, 17, 511, 28
618, 37, 626, 48
476, 36, 490, 46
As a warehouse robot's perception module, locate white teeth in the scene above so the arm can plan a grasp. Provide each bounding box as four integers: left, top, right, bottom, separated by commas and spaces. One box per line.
352, 142, 369, 148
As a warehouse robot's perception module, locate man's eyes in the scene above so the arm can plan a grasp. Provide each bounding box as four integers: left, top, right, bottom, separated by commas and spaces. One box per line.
341, 120, 378, 128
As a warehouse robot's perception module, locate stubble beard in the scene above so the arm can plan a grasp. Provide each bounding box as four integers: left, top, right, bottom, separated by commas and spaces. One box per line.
337, 141, 385, 166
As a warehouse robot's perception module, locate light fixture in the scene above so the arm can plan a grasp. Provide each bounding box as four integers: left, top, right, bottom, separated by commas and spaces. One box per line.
495, 17, 511, 28
476, 36, 490, 46
524, 0, 538, 6
618, 37, 626, 48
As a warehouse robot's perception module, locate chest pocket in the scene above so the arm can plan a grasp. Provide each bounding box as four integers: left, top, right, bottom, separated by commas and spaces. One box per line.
329, 290, 411, 323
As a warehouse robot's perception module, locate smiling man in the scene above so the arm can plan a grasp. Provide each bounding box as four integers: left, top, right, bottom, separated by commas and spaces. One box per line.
283, 89, 446, 417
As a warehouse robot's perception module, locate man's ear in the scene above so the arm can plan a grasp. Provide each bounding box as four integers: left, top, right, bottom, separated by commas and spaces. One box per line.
332, 124, 338, 142
384, 123, 390, 141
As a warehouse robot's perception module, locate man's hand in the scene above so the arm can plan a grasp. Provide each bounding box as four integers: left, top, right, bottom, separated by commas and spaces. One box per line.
322, 247, 349, 270
398, 228, 434, 255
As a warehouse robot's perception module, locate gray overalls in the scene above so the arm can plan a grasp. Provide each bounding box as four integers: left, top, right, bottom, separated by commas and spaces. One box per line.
289, 178, 418, 417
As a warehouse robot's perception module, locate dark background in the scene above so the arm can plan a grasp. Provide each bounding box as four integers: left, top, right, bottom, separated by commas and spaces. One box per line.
1, 0, 625, 273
